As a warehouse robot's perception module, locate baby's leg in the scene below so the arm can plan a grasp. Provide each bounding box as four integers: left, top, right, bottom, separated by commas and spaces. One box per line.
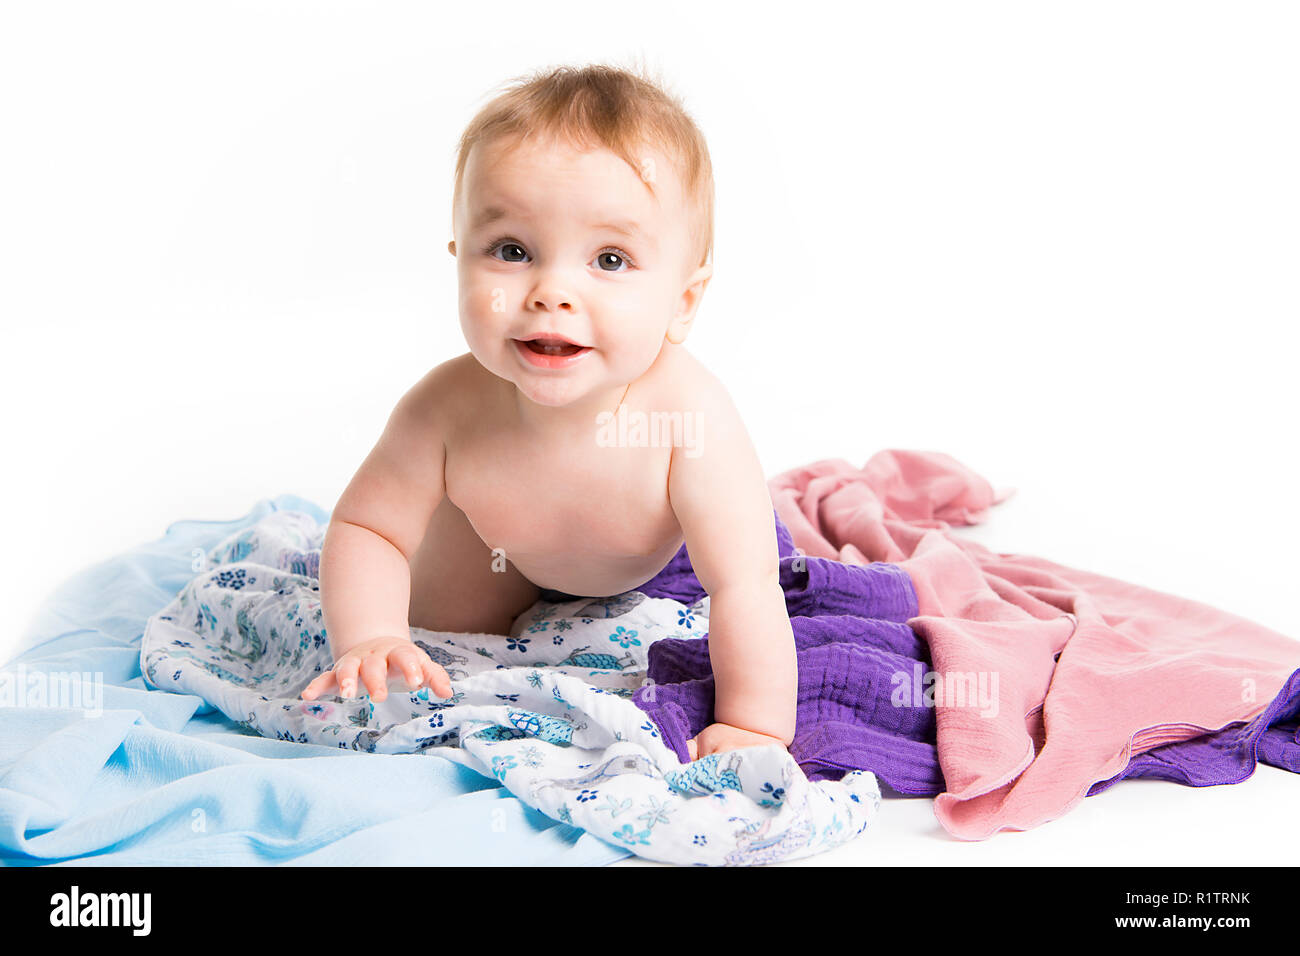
407, 496, 540, 636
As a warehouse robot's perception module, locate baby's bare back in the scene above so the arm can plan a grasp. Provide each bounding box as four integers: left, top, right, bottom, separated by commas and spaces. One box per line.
406, 350, 701, 634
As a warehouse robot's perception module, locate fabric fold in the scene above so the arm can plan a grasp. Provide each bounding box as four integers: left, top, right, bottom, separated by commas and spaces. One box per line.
766, 450, 1300, 840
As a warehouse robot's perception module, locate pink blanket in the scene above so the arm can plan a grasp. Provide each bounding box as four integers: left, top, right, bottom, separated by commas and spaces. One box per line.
768, 450, 1300, 840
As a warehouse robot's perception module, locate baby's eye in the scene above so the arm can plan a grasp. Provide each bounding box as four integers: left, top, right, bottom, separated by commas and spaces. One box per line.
593, 250, 630, 273
489, 242, 529, 263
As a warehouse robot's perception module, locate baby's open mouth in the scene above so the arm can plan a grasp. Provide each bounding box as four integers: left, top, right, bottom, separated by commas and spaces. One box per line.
518, 337, 588, 357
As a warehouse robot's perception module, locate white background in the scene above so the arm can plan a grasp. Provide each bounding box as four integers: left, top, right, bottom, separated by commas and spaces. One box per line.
1, 1, 1296, 866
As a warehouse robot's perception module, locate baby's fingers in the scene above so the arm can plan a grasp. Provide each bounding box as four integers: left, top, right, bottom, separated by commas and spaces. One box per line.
333, 657, 362, 698
300, 670, 337, 701
387, 644, 429, 692
422, 659, 453, 699
358, 655, 390, 701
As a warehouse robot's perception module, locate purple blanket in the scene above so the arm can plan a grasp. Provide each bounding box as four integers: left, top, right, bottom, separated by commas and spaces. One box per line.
632, 511, 1300, 797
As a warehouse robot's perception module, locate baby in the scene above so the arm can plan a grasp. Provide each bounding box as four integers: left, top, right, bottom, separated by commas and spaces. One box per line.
301, 64, 797, 759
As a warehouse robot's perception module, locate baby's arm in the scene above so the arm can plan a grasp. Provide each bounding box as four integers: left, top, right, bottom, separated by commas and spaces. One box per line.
302, 367, 450, 703
666, 378, 798, 756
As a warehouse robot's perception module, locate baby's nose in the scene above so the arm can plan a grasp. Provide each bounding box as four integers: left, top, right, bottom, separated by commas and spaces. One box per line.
531, 292, 574, 312
528, 273, 576, 313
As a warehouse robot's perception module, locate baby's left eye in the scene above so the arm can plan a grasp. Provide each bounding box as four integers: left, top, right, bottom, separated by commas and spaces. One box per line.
593, 251, 629, 273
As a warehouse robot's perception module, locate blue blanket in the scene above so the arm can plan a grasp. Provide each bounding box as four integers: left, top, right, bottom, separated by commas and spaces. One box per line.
0, 496, 628, 866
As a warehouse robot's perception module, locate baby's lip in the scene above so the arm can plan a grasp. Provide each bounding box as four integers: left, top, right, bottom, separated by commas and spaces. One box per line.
516, 333, 590, 349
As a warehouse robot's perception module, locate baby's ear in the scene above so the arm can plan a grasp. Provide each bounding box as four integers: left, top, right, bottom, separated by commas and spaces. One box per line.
666, 263, 713, 344
447, 240, 457, 256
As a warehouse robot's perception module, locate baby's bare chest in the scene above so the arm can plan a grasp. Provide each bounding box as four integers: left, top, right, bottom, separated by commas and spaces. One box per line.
442, 425, 683, 588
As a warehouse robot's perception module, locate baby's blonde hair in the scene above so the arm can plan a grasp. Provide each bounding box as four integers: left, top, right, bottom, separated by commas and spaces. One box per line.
453, 62, 714, 270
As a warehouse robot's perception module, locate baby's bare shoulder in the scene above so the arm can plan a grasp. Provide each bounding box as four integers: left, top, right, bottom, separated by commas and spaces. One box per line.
650, 346, 735, 413
651, 348, 746, 442
400, 352, 495, 424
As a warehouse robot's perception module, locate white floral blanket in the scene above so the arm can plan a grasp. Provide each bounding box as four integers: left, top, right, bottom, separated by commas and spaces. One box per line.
141, 510, 881, 865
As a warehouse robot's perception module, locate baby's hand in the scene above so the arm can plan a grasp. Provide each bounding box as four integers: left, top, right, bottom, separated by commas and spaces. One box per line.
300, 635, 453, 703
686, 722, 789, 760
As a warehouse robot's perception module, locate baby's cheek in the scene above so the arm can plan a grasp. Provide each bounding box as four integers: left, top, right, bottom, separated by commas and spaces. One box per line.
613, 329, 674, 380
459, 277, 500, 323
458, 281, 516, 348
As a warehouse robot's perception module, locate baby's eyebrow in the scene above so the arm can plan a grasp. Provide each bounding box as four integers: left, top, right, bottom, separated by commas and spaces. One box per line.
472, 206, 656, 246
472, 205, 512, 229
592, 219, 650, 241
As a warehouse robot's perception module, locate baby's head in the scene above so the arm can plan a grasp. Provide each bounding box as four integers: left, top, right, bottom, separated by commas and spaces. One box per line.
449, 64, 714, 409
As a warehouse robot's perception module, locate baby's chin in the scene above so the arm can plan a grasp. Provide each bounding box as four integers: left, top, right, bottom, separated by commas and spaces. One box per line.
511, 373, 609, 410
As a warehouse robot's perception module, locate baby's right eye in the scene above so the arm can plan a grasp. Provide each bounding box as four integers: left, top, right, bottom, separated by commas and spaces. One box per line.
488, 241, 530, 263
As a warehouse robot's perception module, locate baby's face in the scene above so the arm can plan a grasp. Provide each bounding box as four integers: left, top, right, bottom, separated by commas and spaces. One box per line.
452, 135, 708, 409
